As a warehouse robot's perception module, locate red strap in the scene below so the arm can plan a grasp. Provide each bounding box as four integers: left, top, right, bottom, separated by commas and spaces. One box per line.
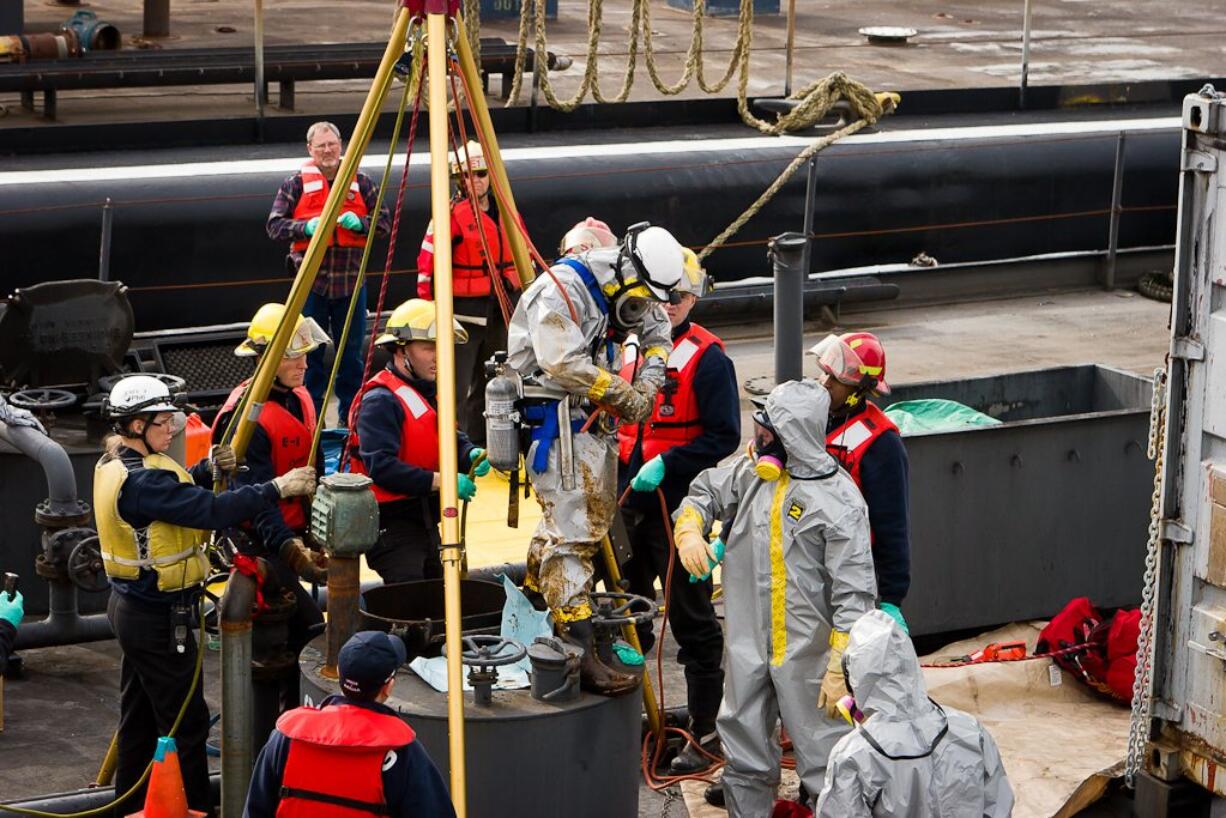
231, 554, 267, 615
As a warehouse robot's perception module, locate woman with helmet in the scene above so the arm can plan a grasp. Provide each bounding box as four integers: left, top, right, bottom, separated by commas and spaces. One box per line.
506, 221, 684, 696
811, 332, 912, 633
347, 298, 490, 584
96, 374, 317, 816
416, 139, 527, 446
212, 303, 331, 713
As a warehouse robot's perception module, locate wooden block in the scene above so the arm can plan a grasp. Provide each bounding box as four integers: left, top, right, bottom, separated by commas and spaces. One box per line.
1207, 502, 1226, 588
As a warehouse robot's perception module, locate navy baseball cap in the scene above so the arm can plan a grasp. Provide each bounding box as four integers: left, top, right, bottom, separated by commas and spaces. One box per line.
339, 631, 406, 696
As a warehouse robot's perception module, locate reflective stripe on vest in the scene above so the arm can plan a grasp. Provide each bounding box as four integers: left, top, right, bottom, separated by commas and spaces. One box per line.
347, 369, 440, 504
275, 704, 414, 818
93, 452, 209, 592
617, 323, 723, 465
213, 381, 318, 530
451, 198, 514, 298
825, 402, 899, 488
291, 162, 369, 253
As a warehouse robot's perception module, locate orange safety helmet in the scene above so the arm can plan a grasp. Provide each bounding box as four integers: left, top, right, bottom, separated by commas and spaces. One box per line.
810, 331, 891, 396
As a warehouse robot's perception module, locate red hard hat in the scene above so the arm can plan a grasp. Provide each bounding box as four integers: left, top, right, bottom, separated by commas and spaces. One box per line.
840, 331, 889, 394
811, 331, 890, 395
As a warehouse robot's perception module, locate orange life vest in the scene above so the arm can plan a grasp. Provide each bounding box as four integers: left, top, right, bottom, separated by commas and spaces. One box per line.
212, 381, 317, 530
451, 198, 514, 298
347, 369, 439, 504
825, 402, 899, 487
291, 163, 369, 253
617, 323, 723, 465
275, 702, 415, 818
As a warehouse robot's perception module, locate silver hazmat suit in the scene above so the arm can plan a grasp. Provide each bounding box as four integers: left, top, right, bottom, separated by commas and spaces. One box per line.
816, 609, 1015, 817
674, 379, 877, 815
507, 247, 672, 621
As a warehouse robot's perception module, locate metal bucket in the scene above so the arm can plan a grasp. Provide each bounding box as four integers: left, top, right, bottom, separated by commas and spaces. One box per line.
360, 579, 505, 658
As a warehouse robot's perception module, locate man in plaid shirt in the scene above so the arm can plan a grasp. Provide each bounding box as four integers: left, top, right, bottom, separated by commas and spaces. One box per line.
267, 121, 391, 425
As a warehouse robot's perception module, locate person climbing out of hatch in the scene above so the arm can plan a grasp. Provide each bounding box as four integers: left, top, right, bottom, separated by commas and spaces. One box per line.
347, 299, 489, 584
96, 374, 317, 816
244, 631, 455, 818
812, 332, 912, 633
212, 303, 330, 710
618, 248, 740, 772
417, 139, 526, 446
815, 609, 1014, 817
673, 379, 877, 816
507, 221, 685, 696
557, 216, 618, 258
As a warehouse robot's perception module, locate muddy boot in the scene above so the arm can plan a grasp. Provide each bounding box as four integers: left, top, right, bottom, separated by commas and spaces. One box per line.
522, 586, 549, 612
562, 618, 640, 697
703, 782, 725, 807
670, 720, 720, 773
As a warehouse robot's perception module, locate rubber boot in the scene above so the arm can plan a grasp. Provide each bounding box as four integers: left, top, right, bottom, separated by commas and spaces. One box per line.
703, 781, 725, 807
562, 618, 640, 697
670, 719, 720, 773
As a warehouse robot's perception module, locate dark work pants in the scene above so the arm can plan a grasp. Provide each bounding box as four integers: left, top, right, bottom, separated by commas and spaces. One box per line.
303, 283, 367, 425
107, 591, 212, 817
623, 509, 725, 731
365, 501, 441, 584
454, 296, 508, 447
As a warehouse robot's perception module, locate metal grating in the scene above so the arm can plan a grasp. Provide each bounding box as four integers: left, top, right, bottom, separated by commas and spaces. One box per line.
154, 338, 254, 405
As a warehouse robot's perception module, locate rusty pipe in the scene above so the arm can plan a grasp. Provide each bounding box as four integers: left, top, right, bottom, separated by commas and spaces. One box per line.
220, 565, 258, 818
323, 556, 361, 679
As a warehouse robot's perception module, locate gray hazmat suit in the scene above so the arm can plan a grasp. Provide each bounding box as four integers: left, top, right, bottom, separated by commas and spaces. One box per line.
816, 609, 1015, 817
507, 246, 672, 621
674, 379, 877, 815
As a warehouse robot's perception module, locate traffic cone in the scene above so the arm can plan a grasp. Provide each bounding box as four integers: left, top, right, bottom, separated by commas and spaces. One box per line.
127, 736, 207, 818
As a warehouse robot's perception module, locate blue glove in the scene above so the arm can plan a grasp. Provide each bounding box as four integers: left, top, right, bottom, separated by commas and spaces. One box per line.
457, 473, 477, 502
0, 590, 23, 629
880, 602, 909, 634
338, 211, 364, 232
470, 448, 491, 477
304, 217, 320, 237
688, 538, 725, 583
630, 455, 666, 492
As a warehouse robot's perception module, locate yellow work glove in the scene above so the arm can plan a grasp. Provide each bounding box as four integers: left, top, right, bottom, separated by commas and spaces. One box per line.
210, 444, 237, 475
817, 630, 850, 720
674, 508, 716, 579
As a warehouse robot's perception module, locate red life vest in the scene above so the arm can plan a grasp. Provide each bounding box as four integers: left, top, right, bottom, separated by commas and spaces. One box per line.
825, 402, 899, 487
212, 381, 317, 530
617, 323, 723, 465
451, 198, 514, 298
274, 703, 415, 818
291, 163, 369, 253
347, 369, 439, 504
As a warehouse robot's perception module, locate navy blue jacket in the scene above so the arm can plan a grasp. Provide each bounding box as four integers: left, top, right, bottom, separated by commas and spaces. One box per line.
828, 406, 911, 606
243, 695, 456, 818
619, 320, 742, 513
355, 366, 477, 516
111, 445, 281, 605
212, 385, 321, 554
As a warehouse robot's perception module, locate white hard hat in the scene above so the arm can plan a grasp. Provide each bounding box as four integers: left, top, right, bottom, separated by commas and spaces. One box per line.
559, 217, 618, 256
450, 139, 486, 176
620, 224, 685, 302
104, 375, 182, 419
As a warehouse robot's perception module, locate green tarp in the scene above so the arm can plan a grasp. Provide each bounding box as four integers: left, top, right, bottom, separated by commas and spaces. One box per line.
883, 398, 1001, 436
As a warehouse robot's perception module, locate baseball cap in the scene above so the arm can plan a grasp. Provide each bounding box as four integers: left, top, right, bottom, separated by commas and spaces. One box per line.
339, 631, 407, 696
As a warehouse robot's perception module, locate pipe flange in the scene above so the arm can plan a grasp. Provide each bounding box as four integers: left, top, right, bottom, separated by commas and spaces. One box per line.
35, 499, 92, 529
34, 552, 69, 582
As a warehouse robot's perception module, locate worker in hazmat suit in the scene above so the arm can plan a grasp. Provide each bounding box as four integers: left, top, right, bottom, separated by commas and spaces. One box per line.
673, 379, 877, 815
816, 609, 1015, 817
507, 221, 684, 696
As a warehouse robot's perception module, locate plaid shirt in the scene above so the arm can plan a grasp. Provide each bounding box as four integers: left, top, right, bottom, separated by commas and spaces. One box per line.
266, 170, 392, 299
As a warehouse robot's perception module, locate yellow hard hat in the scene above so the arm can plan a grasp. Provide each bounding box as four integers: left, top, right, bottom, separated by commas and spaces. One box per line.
375, 299, 469, 346
449, 139, 487, 177
235, 303, 330, 358
675, 248, 713, 298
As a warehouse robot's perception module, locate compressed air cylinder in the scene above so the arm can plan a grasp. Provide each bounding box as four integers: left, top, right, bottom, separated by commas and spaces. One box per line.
484, 370, 521, 472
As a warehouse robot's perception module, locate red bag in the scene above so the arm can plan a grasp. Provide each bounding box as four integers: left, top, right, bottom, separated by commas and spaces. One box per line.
1037, 597, 1138, 704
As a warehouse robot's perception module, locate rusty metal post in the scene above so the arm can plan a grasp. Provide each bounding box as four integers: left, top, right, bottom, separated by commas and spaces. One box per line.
1105, 131, 1127, 291
220, 567, 258, 818
322, 556, 361, 678
143, 0, 170, 38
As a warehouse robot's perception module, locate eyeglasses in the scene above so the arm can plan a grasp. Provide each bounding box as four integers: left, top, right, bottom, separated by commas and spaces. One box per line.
470, 170, 489, 179
309, 142, 341, 151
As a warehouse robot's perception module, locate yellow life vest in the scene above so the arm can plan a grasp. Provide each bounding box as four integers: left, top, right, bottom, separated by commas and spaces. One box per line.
94, 451, 210, 592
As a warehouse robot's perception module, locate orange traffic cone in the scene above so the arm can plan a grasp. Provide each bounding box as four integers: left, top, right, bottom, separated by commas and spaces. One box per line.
127, 736, 207, 818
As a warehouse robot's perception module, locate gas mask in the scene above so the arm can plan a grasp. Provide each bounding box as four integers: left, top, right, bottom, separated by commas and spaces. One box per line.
607, 222, 681, 331
751, 410, 787, 481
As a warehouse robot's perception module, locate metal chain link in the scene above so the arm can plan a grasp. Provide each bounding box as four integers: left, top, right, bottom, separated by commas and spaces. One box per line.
1125, 365, 1168, 788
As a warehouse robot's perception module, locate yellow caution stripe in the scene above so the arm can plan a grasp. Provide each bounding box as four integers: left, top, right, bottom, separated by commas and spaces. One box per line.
769, 474, 791, 667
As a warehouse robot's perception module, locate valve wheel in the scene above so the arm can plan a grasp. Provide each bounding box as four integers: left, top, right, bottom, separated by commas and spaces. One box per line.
9, 388, 76, 411
447, 634, 526, 668
589, 591, 657, 626
67, 536, 110, 593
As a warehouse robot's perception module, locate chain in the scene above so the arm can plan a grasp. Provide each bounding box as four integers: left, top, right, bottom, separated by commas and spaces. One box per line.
1125, 365, 1168, 788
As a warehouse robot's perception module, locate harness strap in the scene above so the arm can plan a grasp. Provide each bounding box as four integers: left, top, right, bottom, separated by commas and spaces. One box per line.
279, 786, 390, 816
521, 401, 585, 474
557, 258, 608, 316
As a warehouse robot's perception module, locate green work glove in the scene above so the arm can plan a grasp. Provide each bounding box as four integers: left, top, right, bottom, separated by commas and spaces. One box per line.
630, 455, 666, 492
0, 590, 23, 629
688, 538, 725, 583
469, 448, 491, 477
337, 211, 364, 232
457, 473, 477, 502
880, 602, 909, 635
303, 217, 320, 237
612, 640, 644, 667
